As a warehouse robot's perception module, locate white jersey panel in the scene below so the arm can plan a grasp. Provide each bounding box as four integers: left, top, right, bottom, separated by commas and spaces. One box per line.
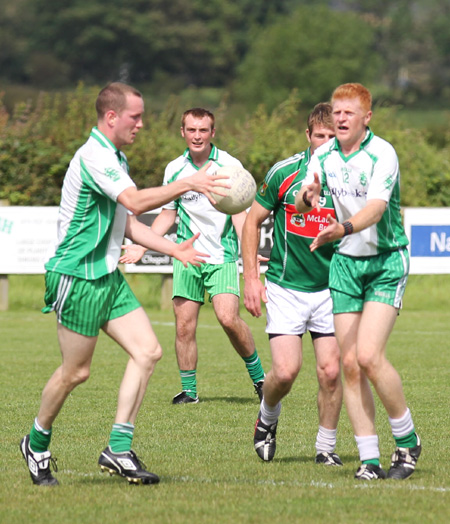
46, 129, 136, 278
163, 148, 243, 264
305, 133, 401, 257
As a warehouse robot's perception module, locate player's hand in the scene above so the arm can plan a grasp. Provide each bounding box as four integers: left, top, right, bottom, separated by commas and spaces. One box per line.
310, 215, 344, 252
119, 244, 147, 264
173, 233, 210, 267
305, 172, 322, 212
187, 161, 231, 205
244, 276, 267, 318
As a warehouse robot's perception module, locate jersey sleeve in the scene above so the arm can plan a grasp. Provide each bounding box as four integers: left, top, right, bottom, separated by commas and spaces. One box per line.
79, 148, 135, 202
366, 143, 399, 202
255, 168, 283, 211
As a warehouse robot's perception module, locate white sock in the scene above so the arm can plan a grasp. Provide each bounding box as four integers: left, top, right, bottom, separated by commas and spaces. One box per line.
355, 435, 380, 462
389, 408, 415, 438
260, 399, 281, 426
315, 426, 337, 454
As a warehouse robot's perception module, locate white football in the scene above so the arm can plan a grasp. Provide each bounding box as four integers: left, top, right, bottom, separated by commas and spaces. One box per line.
211, 165, 257, 215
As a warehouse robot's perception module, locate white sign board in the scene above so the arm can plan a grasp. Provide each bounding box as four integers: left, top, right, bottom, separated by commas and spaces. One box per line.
0, 206, 59, 274
1, 206, 449, 275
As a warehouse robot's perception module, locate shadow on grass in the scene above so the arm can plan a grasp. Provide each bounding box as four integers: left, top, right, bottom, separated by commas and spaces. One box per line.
277, 454, 355, 465
198, 396, 258, 404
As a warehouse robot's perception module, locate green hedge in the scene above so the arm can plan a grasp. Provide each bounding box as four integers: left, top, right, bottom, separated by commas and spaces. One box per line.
1, 85, 449, 207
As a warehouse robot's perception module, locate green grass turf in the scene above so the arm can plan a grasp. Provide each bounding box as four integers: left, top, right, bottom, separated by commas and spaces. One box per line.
1, 274, 449, 523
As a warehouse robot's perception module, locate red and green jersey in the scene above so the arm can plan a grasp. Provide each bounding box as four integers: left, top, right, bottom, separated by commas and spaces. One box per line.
256, 148, 335, 292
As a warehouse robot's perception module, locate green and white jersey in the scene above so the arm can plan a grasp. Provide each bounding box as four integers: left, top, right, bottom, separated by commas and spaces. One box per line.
256, 148, 335, 293
163, 145, 242, 265
305, 128, 409, 257
45, 127, 136, 279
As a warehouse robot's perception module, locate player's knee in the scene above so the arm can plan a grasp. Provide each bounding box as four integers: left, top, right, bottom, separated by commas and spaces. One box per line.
218, 312, 239, 332
317, 362, 341, 389
62, 367, 90, 389
140, 342, 163, 369
341, 353, 360, 383
356, 349, 380, 378
273, 367, 298, 389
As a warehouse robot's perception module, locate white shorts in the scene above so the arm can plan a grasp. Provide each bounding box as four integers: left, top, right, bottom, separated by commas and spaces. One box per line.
265, 280, 334, 336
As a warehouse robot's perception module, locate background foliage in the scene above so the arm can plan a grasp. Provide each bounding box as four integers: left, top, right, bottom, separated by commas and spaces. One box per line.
1, 85, 449, 207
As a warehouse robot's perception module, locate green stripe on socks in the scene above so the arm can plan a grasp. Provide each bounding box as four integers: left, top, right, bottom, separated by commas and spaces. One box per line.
109, 423, 135, 453
243, 349, 265, 384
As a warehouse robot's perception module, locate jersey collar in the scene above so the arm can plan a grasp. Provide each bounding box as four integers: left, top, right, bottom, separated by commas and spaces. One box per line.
183, 143, 219, 168
91, 127, 126, 162
90, 127, 128, 168
331, 127, 374, 153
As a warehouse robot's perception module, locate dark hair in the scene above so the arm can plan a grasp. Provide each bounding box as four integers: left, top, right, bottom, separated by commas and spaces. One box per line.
307, 103, 334, 134
181, 108, 215, 129
96, 82, 142, 119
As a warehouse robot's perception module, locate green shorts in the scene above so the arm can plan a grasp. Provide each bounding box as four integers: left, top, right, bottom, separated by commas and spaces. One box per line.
172, 259, 240, 304
42, 269, 141, 336
329, 248, 409, 314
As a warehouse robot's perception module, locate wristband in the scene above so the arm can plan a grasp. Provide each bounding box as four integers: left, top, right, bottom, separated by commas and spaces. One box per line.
302, 191, 312, 208
342, 221, 354, 236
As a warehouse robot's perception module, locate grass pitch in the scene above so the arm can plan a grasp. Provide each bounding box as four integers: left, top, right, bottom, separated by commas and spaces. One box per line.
1, 274, 449, 523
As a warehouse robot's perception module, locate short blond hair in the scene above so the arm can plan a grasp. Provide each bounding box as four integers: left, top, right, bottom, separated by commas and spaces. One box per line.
331, 83, 372, 113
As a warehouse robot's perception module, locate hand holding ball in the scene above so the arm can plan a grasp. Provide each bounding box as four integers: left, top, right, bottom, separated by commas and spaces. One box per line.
211, 166, 257, 214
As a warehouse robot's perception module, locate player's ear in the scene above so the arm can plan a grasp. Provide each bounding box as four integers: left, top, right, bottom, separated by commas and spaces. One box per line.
211, 127, 216, 138
180, 126, 185, 138
105, 110, 117, 127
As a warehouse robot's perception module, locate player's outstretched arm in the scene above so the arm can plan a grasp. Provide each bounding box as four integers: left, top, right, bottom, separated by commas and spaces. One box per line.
310, 199, 387, 252
241, 202, 270, 317
118, 162, 230, 215
125, 215, 208, 267
120, 209, 178, 264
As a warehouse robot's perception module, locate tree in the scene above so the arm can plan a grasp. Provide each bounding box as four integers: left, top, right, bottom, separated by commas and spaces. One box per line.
232, 5, 382, 111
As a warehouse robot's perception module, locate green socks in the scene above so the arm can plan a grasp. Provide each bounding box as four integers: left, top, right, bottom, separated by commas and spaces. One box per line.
109, 423, 134, 453
179, 351, 264, 400
180, 369, 198, 399
362, 458, 380, 466
29, 418, 52, 453
394, 430, 417, 449
243, 349, 265, 384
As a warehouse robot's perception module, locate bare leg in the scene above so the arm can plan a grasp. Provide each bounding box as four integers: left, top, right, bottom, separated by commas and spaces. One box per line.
264, 335, 302, 406
313, 336, 342, 430
37, 323, 97, 429
172, 297, 201, 370
334, 311, 376, 436
356, 301, 407, 419
103, 307, 162, 424
212, 293, 255, 358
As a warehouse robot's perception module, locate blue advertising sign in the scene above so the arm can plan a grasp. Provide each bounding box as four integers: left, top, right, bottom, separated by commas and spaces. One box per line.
410, 225, 450, 257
